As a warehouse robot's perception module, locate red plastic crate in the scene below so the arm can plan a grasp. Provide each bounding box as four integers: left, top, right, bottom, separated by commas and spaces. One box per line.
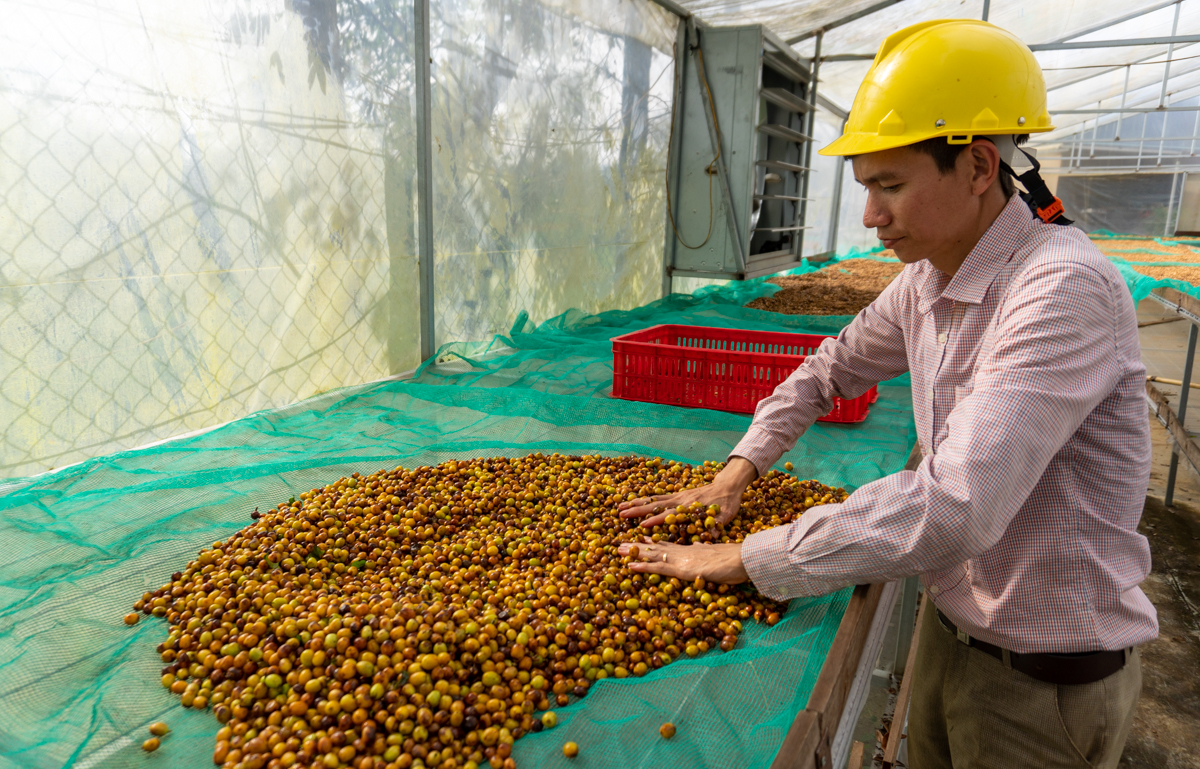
611, 324, 876, 423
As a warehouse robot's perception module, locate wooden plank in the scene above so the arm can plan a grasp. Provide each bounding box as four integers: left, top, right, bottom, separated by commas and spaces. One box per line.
806, 584, 885, 739
770, 710, 823, 769
847, 741, 866, 769
1153, 285, 1200, 321
1147, 381, 1200, 476
770, 442, 918, 769
769, 584, 883, 769
881, 594, 928, 768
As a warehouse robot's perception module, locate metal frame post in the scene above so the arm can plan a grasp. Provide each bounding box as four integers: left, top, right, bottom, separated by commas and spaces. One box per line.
793, 29, 822, 260
1166, 323, 1198, 506
1088, 104, 1099, 158
1180, 171, 1189, 233
825, 117, 848, 254
981, 0, 990, 21
661, 18, 688, 297
1166, 171, 1181, 236
414, 0, 436, 361
1160, 1, 1183, 109
1190, 106, 1200, 156
892, 576, 920, 676
1116, 65, 1131, 140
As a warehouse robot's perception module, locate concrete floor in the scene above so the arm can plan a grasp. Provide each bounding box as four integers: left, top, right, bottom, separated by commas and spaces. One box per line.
844, 297, 1200, 768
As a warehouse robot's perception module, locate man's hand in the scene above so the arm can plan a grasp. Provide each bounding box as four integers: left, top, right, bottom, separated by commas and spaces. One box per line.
618, 456, 759, 527
617, 539, 749, 585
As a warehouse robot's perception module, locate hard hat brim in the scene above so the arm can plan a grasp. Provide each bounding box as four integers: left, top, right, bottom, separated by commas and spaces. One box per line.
818, 125, 1054, 157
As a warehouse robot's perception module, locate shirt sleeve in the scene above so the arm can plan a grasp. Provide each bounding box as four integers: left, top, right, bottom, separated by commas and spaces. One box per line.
742, 259, 1126, 600
729, 275, 911, 476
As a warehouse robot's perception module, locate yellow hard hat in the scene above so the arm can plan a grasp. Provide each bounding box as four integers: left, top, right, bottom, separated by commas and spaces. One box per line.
820, 20, 1053, 157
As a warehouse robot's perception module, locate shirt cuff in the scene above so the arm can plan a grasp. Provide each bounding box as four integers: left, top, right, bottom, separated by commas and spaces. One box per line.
742, 512, 830, 600
728, 435, 778, 478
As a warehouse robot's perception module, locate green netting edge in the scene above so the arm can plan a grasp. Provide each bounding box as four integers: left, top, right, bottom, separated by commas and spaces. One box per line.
512, 587, 853, 768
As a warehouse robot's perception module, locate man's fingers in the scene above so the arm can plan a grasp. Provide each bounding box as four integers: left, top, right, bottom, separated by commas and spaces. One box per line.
628, 559, 689, 580
618, 494, 668, 511
618, 495, 674, 518
639, 509, 675, 527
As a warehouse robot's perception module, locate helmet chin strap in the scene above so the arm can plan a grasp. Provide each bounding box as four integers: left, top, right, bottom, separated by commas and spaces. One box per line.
992, 138, 1073, 226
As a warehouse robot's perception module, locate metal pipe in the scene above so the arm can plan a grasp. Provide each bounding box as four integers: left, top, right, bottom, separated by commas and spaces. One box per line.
1165, 322, 1198, 506
1137, 114, 1147, 171
1032, 136, 1200, 145
786, 0, 902, 44
981, 0, 990, 21
1158, 104, 1172, 166
1117, 65, 1132, 139
646, 0, 693, 19
1029, 135, 1200, 145
1181, 171, 1190, 231
794, 30, 822, 260
1166, 171, 1181, 235
1028, 34, 1200, 52
1090, 102, 1101, 158
1054, 105, 1200, 114
893, 576, 920, 676
831, 33, 1200, 60
661, 19, 688, 297
1160, 1, 1183, 109
1054, 0, 1181, 43
414, 0, 436, 361
1191, 106, 1200, 155
825, 117, 848, 255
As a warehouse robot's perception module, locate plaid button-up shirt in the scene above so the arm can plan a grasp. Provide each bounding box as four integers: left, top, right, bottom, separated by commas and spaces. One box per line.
735, 197, 1157, 654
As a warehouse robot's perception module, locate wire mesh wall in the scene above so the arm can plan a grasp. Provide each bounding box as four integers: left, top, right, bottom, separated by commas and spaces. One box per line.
0, 0, 425, 480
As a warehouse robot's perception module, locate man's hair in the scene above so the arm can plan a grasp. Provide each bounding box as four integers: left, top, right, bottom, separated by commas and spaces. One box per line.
909, 134, 1030, 198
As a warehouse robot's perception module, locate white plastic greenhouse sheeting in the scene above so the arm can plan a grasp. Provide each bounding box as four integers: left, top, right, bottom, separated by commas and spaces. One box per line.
0, 0, 677, 478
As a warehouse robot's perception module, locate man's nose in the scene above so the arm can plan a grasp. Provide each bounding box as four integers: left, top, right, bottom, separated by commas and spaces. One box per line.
863, 192, 891, 229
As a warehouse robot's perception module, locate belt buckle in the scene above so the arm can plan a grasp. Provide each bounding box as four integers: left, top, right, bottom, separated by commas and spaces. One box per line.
956, 627, 971, 646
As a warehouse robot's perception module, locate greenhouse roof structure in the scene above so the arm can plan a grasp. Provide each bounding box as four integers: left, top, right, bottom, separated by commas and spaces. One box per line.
663, 0, 1200, 175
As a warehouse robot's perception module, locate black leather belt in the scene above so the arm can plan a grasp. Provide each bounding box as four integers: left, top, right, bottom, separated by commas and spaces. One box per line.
936, 609, 1128, 686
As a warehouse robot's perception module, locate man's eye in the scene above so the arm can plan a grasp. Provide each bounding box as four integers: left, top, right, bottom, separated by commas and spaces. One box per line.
881, 184, 900, 192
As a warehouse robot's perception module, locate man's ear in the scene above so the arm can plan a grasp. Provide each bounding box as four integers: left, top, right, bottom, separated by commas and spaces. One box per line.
967, 140, 1001, 197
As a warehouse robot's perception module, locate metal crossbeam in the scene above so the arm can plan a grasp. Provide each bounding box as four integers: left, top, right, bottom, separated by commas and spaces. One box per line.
825, 34, 1200, 62
646, 0, 693, 19
1054, 1, 1181, 43
1052, 105, 1200, 113
1029, 34, 1200, 52
786, 0, 904, 45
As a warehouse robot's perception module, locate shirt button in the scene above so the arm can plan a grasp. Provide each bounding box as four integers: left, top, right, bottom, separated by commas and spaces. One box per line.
928, 585, 940, 595
937, 332, 947, 345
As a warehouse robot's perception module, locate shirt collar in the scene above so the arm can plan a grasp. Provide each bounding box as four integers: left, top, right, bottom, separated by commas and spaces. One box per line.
917, 196, 1031, 313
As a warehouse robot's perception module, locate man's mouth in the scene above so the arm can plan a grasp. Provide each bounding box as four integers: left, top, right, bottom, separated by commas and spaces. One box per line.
880, 236, 902, 249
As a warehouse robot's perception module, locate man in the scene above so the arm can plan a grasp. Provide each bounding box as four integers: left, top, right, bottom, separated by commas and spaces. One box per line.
617, 20, 1156, 769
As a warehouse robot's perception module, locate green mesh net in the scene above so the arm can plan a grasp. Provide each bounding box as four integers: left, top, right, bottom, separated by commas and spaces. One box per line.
0, 282, 916, 769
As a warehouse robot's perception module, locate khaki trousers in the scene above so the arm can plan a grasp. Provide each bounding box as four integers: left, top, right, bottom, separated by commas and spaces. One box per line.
907, 602, 1141, 769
